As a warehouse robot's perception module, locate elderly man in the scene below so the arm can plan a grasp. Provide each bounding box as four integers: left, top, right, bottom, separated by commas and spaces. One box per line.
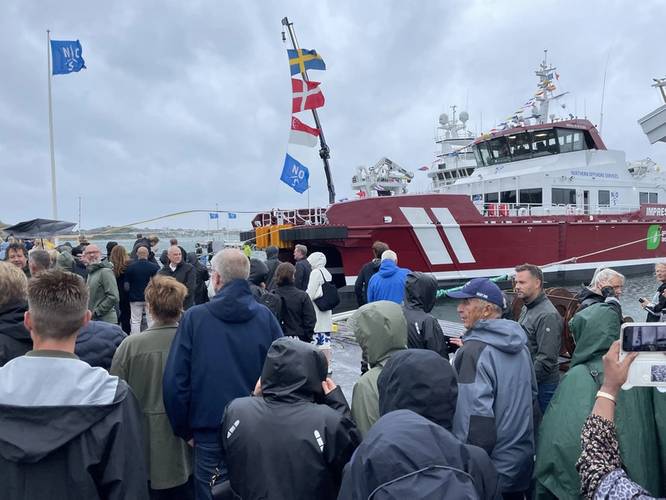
28, 250, 51, 276
163, 248, 283, 500
575, 268, 625, 312
83, 244, 119, 323
448, 278, 537, 498
4, 243, 29, 277
367, 250, 410, 304
158, 245, 196, 309
514, 263, 563, 413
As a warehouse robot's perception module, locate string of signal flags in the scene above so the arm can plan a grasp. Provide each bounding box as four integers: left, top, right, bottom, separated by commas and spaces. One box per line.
279, 48, 327, 194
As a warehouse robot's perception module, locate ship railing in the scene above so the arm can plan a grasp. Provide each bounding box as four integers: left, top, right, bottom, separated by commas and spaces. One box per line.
477, 202, 641, 218
256, 208, 328, 227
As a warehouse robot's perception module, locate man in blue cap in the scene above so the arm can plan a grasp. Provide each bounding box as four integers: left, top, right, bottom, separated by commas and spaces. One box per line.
448, 278, 537, 500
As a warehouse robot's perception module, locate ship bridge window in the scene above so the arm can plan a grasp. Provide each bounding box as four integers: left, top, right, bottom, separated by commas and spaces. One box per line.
507, 133, 532, 160
519, 188, 543, 205
531, 129, 558, 157
599, 190, 610, 207
484, 192, 499, 203
557, 129, 588, 153
485, 137, 511, 165
552, 187, 577, 205
640, 192, 658, 204
501, 190, 517, 204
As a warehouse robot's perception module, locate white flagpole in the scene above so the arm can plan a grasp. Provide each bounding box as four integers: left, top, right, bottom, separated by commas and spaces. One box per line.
47, 30, 58, 220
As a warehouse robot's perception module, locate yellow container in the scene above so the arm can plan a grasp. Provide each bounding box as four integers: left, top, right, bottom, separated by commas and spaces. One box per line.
255, 226, 270, 249
270, 224, 294, 249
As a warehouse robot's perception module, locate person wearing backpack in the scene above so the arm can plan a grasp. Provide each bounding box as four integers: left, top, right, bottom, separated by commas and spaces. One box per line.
248, 258, 284, 323
272, 262, 316, 342
306, 252, 335, 372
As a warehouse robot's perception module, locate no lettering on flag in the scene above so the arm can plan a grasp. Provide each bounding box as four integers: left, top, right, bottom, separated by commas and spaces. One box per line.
289, 116, 319, 147
50, 40, 86, 75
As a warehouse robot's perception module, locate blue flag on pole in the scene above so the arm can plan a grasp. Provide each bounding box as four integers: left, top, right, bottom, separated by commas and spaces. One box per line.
280, 154, 309, 194
50, 40, 86, 75
209, 212, 219, 219
288, 49, 326, 76
228, 212, 237, 219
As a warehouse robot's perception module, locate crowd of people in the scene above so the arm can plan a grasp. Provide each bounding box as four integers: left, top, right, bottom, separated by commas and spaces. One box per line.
0, 235, 665, 499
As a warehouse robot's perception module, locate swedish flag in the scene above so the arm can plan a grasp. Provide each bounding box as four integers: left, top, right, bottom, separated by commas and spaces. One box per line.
288, 49, 326, 76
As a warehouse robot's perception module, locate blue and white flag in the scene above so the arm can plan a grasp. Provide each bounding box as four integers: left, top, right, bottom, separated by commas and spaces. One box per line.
209, 212, 219, 219
50, 40, 86, 75
228, 212, 237, 220
280, 153, 309, 194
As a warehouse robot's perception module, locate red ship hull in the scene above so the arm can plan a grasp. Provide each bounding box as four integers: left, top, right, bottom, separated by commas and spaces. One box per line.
301, 194, 666, 286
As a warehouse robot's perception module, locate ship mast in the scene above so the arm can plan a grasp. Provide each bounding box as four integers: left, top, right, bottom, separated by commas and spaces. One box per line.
281, 17, 336, 204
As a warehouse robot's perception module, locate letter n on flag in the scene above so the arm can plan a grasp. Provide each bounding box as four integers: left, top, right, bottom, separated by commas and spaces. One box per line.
280, 154, 309, 194
50, 40, 86, 75
292, 79, 325, 113
289, 116, 319, 147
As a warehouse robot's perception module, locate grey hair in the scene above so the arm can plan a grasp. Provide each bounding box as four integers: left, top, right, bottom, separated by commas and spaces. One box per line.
294, 244, 308, 257
29, 250, 52, 272
591, 268, 625, 288
211, 248, 250, 284
381, 249, 398, 262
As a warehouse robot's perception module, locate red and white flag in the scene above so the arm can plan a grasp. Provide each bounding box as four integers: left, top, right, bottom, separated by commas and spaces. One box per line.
292, 78, 325, 113
289, 116, 320, 147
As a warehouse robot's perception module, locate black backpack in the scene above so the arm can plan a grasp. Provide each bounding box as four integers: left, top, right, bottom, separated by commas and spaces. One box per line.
313, 270, 340, 311
258, 291, 285, 324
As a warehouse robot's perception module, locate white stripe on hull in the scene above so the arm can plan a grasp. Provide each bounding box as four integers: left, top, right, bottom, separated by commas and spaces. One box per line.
399, 207, 453, 265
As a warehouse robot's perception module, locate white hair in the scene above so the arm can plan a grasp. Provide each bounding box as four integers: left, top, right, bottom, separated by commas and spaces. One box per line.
211, 248, 250, 284
591, 268, 625, 288
381, 250, 398, 262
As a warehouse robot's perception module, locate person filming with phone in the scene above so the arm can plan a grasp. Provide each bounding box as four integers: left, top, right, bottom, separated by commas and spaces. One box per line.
640, 262, 666, 322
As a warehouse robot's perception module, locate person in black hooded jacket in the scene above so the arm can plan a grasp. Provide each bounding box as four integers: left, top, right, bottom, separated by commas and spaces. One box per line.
338, 349, 499, 500
264, 245, 280, 289
187, 251, 210, 305
0, 262, 31, 366
273, 262, 316, 342
220, 337, 361, 500
75, 320, 126, 371
402, 272, 450, 359
354, 241, 389, 307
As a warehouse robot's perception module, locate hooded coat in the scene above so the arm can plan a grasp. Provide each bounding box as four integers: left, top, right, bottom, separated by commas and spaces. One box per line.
0, 351, 148, 499
163, 279, 283, 443
75, 320, 127, 371
452, 318, 537, 493
221, 338, 360, 500
349, 301, 408, 436
367, 259, 410, 304
402, 272, 449, 359
0, 301, 31, 366
87, 261, 120, 323
187, 252, 210, 305
264, 246, 280, 288
534, 302, 664, 498
306, 252, 334, 333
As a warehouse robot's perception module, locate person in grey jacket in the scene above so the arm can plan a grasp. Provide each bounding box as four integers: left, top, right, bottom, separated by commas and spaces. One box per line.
448, 278, 537, 498
514, 263, 563, 413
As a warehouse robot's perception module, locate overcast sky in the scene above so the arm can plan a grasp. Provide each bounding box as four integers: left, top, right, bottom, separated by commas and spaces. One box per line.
1, 0, 665, 231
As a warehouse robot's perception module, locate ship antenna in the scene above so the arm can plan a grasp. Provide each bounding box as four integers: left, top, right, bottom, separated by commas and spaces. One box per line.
599, 46, 612, 135
281, 17, 336, 204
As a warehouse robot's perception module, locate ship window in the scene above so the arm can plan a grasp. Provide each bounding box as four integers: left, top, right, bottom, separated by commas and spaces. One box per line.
520, 188, 543, 205
552, 188, 577, 205
557, 129, 587, 153
599, 190, 610, 207
474, 145, 488, 166
652, 193, 659, 203
507, 133, 532, 160
501, 190, 517, 204
485, 137, 511, 165
640, 192, 659, 204
531, 129, 558, 157
484, 192, 499, 203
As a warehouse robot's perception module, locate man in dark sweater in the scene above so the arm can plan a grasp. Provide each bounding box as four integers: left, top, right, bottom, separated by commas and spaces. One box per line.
158, 246, 196, 310
514, 263, 563, 413
125, 247, 160, 334
293, 244, 311, 291
354, 241, 389, 307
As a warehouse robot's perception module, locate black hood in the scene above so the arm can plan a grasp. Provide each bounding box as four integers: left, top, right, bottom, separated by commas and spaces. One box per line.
378, 349, 458, 431
249, 258, 269, 285
403, 272, 438, 313
575, 287, 603, 302
265, 246, 279, 259
0, 381, 128, 463
261, 337, 327, 404
0, 301, 30, 343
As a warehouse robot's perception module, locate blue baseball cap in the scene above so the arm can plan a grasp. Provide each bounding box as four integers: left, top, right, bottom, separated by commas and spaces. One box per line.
447, 278, 505, 309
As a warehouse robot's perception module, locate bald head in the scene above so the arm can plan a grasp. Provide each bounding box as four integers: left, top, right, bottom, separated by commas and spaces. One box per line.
211, 248, 250, 292
167, 245, 182, 265
137, 246, 149, 259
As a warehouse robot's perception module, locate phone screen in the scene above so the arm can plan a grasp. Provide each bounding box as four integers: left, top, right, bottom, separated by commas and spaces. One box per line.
622, 324, 666, 352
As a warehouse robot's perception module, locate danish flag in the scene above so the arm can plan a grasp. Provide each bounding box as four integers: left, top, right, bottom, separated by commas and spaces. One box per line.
292, 79, 325, 113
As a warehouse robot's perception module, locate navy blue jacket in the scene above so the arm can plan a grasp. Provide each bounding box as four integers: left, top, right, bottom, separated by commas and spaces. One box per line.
367, 260, 410, 304
75, 320, 127, 371
163, 279, 283, 442
125, 259, 160, 302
